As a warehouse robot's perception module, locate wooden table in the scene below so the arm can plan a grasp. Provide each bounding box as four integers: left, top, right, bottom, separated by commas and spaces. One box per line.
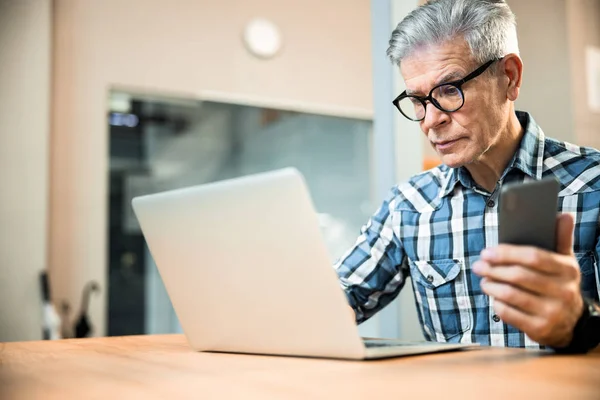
1, 335, 599, 399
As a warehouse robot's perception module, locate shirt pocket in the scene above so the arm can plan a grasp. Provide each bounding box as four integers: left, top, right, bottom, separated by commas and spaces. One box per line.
408, 258, 472, 342
575, 252, 598, 300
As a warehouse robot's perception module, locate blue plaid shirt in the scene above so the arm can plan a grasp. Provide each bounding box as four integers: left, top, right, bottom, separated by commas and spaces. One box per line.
334, 111, 600, 348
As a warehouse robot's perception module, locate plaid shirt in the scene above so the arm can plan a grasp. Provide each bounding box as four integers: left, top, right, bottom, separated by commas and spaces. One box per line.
334, 111, 600, 348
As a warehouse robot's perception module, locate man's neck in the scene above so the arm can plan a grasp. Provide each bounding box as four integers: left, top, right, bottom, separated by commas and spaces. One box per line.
465, 112, 524, 193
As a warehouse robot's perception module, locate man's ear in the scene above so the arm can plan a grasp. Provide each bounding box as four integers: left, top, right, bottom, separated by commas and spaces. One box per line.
502, 54, 523, 101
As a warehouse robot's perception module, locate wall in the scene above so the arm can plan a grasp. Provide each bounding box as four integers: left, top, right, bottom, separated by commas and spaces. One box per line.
508, 0, 575, 143
50, 0, 372, 336
0, 0, 51, 341
567, 0, 600, 150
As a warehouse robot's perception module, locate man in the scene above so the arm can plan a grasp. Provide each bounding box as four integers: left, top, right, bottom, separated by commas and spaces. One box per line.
335, 0, 600, 352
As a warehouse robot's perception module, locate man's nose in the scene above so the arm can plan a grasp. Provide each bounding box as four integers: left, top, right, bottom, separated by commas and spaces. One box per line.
420, 102, 450, 132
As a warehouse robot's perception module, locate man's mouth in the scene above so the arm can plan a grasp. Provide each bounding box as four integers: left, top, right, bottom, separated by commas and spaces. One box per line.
433, 138, 462, 151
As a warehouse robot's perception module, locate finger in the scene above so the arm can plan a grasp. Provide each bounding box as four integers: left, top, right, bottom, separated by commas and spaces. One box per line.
492, 299, 546, 340
480, 279, 545, 315
480, 245, 563, 275
556, 213, 575, 256
472, 262, 558, 296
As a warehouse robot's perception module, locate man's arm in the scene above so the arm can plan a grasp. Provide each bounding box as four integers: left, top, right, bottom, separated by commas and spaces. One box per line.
334, 189, 408, 324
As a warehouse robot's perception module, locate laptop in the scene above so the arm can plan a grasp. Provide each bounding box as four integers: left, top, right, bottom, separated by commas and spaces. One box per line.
131, 167, 477, 360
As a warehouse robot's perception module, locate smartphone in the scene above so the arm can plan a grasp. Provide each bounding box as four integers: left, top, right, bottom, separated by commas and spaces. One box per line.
498, 178, 560, 252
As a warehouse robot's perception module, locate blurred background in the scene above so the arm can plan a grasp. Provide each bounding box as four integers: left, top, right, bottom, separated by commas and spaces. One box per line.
1, 0, 599, 343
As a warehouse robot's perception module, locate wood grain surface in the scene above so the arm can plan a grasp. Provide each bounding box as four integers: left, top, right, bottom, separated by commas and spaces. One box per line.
1, 335, 599, 400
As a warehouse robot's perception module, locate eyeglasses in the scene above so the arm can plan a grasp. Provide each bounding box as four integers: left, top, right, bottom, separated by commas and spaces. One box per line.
392, 58, 501, 122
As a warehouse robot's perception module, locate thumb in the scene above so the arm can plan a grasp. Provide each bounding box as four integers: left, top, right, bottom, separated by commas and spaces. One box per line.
556, 213, 575, 255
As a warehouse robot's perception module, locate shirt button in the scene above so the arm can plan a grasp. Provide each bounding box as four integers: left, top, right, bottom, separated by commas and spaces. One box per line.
426, 275, 434, 283
487, 199, 495, 208
492, 314, 501, 323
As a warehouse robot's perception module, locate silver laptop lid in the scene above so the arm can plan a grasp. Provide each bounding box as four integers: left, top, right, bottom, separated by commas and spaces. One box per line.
131, 168, 366, 359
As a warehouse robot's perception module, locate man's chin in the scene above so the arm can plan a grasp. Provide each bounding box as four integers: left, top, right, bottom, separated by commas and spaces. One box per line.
439, 154, 468, 169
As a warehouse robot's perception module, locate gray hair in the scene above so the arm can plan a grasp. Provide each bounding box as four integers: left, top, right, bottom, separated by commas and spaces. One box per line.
387, 0, 519, 66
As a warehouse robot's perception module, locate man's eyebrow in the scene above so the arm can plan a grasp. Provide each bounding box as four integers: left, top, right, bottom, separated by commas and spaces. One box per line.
434, 71, 463, 86
406, 71, 464, 96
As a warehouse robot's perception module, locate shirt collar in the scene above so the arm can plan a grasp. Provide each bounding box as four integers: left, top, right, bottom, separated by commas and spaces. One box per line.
508, 111, 545, 181
440, 111, 545, 198
439, 167, 460, 198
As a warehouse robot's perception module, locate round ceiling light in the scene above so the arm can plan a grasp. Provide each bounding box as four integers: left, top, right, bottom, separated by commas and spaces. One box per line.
242, 18, 282, 59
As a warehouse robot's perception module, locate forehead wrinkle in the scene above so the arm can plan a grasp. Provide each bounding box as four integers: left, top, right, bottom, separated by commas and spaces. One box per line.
405, 69, 465, 96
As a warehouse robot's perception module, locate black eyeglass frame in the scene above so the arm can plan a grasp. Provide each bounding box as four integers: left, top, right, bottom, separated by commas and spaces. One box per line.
392, 58, 502, 121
